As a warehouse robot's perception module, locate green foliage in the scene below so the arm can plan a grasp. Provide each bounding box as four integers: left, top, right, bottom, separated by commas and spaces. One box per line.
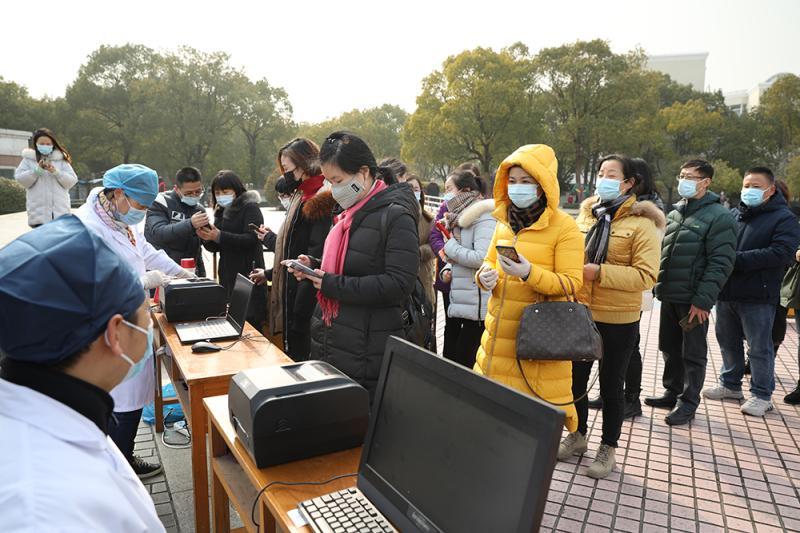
0, 178, 27, 214
709, 159, 743, 196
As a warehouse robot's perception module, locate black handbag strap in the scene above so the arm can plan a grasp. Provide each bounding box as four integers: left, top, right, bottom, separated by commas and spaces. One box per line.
517, 358, 600, 407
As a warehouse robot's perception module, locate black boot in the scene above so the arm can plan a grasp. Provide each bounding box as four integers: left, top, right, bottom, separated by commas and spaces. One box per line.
785, 382, 800, 405
743, 358, 751, 375
644, 392, 677, 409
587, 396, 603, 409
624, 396, 642, 419
665, 403, 696, 426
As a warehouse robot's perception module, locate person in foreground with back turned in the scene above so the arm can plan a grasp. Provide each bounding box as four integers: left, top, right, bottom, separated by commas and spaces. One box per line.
0, 216, 165, 532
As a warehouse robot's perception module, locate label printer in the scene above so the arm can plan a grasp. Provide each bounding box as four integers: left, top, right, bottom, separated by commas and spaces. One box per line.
228, 361, 370, 468
163, 278, 227, 322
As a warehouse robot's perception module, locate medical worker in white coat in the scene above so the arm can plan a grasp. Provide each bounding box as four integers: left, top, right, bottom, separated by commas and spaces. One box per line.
77, 163, 191, 477
0, 215, 166, 532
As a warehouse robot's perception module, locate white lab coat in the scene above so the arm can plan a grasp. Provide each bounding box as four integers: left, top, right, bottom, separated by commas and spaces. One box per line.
0, 378, 166, 532
76, 187, 184, 412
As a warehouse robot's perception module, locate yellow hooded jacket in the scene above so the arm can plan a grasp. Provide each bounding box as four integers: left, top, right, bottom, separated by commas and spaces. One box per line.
474, 144, 583, 432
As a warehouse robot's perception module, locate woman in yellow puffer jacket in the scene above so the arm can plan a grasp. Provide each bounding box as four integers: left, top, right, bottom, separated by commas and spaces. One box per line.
475, 144, 584, 434
558, 154, 663, 480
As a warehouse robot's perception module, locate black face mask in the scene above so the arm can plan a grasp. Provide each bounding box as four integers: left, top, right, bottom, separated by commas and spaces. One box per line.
284, 170, 296, 184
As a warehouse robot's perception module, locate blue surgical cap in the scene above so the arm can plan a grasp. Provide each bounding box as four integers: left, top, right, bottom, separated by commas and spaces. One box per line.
0, 216, 145, 364
103, 164, 159, 207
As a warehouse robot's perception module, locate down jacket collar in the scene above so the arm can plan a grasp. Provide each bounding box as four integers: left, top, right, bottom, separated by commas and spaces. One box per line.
579, 195, 667, 232
302, 190, 337, 221
492, 144, 560, 231
221, 190, 261, 220
457, 199, 495, 228
21, 147, 64, 161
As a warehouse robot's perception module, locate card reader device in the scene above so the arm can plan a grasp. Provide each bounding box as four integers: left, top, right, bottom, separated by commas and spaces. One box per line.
228, 361, 370, 468
163, 278, 227, 323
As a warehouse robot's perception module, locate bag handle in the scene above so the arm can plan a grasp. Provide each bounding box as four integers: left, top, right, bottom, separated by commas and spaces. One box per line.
517, 358, 600, 407
553, 274, 577, 303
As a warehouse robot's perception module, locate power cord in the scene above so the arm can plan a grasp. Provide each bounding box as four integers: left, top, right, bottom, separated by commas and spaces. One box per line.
250, 473, 358, 532
218, 334, 268, 351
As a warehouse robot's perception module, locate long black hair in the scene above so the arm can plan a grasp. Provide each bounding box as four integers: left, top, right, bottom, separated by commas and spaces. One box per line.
31, 128, 72, 164
630, 158, 656, 197
319, 131, 396, 184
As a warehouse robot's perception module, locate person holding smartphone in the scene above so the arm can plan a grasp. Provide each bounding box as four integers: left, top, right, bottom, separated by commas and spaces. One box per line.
474, 144, 583, 440
562, 154, 663, 479
14, 128, 78, 228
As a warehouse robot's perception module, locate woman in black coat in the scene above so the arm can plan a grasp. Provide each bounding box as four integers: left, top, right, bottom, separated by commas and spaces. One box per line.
199, 170, 267, 331
289, 132, 420, 399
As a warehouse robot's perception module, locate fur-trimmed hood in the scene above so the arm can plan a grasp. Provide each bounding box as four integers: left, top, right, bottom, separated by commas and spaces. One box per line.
579, 195, 666, 232
21, 147, 64, 161
302, 190, 337, 221
457, 199, 495, 228
221, 190, 261, 220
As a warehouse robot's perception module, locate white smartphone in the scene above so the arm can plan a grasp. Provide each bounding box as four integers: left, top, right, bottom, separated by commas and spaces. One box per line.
284, 259, 322, 279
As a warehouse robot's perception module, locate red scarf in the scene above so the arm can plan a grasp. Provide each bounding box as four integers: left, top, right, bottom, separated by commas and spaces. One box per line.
317, 179, 387, 325
298, 174, 325, 201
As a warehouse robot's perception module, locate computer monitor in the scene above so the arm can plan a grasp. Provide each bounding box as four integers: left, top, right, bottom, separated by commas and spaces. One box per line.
358, 337, 564, 533
228, 273, 253, 334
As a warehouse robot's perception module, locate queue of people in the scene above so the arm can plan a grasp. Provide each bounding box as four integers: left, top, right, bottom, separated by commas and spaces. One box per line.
3, 122, 800, 533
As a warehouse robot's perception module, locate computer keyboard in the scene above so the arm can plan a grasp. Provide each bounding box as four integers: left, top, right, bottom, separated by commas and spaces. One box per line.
190, 319, 236, 338
299, 488, 396, 533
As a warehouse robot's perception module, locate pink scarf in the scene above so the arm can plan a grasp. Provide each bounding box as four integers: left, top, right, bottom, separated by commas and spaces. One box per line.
317, 179, 388, 325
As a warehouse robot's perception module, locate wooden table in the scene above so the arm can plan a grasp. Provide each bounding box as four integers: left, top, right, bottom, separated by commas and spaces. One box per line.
153, 312, 293, 533
205, 395, 362, 533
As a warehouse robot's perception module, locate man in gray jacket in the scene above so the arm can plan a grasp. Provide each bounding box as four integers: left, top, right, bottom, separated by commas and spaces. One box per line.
144, 167, 207, 277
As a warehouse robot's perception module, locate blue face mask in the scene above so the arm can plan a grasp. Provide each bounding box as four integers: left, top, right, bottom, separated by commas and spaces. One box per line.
216, 194, 234, 207
116, 197, 146, 226
596, 178, 622, 202
507, 183, 539, 208
443, 192, 456, 202
678, 178, 698, 199
36, 144, 53, 155
105, 319, 154, 383
181, 195, 200, 207
414, 191, 421, 201
741, 187, 767, 207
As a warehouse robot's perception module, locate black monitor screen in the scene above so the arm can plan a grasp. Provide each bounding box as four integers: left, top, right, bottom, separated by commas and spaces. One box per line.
228, 274, 253, 333
362, 343, 557, 532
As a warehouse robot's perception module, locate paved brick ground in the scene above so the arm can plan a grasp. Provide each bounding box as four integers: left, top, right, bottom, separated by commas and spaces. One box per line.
135, 420, 180, 532
544, 305, 800, 533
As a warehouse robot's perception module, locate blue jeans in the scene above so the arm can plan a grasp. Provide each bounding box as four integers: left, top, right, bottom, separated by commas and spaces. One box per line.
715, 301, 776, 400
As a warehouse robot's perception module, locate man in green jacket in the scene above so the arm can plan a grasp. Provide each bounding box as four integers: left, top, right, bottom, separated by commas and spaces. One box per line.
647, 160, 737, 425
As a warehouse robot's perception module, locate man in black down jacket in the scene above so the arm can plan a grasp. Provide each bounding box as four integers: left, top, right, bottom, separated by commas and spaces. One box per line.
703, 167, 800, 417
144, 167, 207, 277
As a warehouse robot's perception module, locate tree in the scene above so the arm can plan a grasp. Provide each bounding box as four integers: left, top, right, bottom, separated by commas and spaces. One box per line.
0, 77, 37, 131
298, 104, 408, 160
234, 78, 293, 189
709, 159, 743, 197
753, 74, 800, 172
403, 43, 540, 178
65, 44, 157, 167
784, 155, 800, 201
534, 40, 648, 199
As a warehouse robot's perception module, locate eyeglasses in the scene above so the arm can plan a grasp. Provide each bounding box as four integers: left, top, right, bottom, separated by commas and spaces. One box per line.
678, 174, 706, 182
182, 188, 205, 198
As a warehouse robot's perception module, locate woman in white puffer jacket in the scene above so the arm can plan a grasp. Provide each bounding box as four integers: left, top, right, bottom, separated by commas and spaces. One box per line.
14, 128, 78, 228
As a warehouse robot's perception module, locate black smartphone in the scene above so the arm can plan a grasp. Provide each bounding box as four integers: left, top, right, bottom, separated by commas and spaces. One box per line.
496, 245, 520, 262
679, 315, 701, 332
248, 223, 260, 232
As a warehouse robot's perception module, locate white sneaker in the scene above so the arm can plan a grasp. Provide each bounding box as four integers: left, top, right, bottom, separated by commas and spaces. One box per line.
741, 397, 774, 417
702, 385, 744, 401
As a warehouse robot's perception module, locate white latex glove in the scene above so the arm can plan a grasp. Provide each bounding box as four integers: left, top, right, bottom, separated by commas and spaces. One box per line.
478, 267, 499, 291
175, 268, 194, 279
140, 270, 172, 289
498, 254, 532, 280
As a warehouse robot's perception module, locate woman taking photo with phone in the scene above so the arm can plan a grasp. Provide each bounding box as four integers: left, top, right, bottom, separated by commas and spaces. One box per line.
287, 131, 419, 399
14, 128, 78, 228
199, 170, 267, 331
475, 144, 583, 434
563, 154, 663, 479
438, 170, 496, 368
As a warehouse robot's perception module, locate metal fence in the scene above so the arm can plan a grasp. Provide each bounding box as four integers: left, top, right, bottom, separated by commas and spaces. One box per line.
425, 195, 444, 214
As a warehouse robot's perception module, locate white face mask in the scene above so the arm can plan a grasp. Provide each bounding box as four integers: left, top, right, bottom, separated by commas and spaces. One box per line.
331, 175, 367, 209
280, 197, 291, 210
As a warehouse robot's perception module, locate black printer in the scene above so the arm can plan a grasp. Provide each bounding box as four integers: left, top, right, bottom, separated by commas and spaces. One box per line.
163, 278, 227, 322
228, 361, 370, 468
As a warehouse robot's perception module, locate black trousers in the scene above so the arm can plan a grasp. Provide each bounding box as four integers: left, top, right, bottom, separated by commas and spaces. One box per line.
443, 317, 484, 369
286, 324, 311, 362
658, 301, 710, 410
573, 321, 639, 448
773, 305, 789, 347
624, 312, 644, 399
108, 408, 144, 463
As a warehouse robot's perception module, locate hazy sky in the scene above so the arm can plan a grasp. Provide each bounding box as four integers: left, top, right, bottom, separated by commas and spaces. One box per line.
3, 0, 799, 123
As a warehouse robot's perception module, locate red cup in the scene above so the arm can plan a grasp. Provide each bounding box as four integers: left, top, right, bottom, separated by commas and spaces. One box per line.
180, 258, 196, 269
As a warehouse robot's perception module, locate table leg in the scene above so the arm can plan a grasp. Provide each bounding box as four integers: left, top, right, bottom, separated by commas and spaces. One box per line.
191, 387, 211, 533
154, 349, 165, 434
211, 423, 230, 533
260, 501, 276, 533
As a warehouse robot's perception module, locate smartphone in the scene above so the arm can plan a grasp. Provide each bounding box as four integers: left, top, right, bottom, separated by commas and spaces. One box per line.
284, 259, 322, 279
679, 315, 700, 332
435, 220, 451, 239
248, 223, 260, 232
496, 245, 520, 262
